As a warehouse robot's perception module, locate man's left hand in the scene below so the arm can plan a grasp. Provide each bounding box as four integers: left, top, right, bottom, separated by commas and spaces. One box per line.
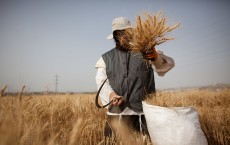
142, 47, 158, 61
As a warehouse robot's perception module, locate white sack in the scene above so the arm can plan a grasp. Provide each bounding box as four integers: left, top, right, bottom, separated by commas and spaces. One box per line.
142, 101, 208, 145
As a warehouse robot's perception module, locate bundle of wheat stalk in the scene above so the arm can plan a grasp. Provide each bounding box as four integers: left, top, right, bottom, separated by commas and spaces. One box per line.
120, 11, 180, 53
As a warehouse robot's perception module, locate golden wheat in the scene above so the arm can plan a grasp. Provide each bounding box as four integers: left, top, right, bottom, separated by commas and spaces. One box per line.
0, 89, 229, 145
120, 11, 180, 54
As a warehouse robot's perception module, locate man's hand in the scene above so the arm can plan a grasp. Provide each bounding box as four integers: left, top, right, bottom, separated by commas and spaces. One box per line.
109, 92, 124, 106
142, 47, 158, 61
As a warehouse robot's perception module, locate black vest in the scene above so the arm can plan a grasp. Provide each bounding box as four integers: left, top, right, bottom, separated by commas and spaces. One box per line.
102, 47, 155, 113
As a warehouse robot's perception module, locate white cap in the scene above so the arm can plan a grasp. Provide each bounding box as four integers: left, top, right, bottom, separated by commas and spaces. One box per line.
107, 17, 132, 40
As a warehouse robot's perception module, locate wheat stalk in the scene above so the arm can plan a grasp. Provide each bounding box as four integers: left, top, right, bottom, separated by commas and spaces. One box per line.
19, 85, 26, 104
0, 85, 7, 98
68, 118, 88, 145
121, 11, 180, 53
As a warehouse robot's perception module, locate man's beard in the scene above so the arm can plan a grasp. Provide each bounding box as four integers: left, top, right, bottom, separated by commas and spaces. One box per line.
116, 42, 130, 52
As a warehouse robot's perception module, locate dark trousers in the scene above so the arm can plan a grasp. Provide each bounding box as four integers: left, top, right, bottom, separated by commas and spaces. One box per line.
104, 115, 149, 138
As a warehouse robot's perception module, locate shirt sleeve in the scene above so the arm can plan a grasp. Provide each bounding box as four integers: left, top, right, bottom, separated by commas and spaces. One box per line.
95, 57, 114, 106
95, 57, 106, 68
151, 50, 175, 76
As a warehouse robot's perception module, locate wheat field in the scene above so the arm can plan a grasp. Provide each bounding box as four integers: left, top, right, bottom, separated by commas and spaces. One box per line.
0, 87, 229, 145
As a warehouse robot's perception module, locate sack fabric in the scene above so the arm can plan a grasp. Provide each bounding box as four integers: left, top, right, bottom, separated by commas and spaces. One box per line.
142, 101, 208, 145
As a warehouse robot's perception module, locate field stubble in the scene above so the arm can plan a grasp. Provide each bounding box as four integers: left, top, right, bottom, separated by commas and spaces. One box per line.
0, 88, 229, 145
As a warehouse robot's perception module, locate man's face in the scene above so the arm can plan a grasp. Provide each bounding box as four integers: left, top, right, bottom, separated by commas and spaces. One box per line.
114, 29, 133, 51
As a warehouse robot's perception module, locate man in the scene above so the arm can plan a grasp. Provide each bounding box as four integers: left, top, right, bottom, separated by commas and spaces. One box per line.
95, 17, 175, 138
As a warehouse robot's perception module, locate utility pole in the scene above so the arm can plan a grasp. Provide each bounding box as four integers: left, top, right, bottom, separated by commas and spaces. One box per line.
55, 75, 58, 93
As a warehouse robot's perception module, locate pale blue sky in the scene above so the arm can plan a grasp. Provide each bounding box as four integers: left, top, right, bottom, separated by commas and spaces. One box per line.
0, 0, 230, 92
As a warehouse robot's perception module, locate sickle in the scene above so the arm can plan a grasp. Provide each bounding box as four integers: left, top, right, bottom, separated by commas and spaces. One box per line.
95, 78, 115, 108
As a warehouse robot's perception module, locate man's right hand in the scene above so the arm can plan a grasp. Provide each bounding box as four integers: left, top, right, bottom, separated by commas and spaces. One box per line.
109, 92, 124, 106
